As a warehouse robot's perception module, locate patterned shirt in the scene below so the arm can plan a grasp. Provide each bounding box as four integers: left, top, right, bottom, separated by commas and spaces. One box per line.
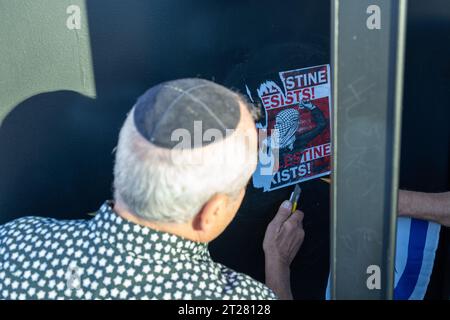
0, 201, 277, 300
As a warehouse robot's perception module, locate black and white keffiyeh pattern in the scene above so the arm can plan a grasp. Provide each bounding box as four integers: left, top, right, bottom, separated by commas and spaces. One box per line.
272, 108, 300, 150
0, 201, 277, 300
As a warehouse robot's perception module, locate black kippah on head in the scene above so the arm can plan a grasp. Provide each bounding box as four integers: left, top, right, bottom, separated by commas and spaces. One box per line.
133, 78, 241, 149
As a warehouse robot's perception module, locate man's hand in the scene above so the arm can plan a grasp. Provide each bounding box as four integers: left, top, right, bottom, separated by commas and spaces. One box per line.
263, 200, 305, 299
263, 200, 305, 265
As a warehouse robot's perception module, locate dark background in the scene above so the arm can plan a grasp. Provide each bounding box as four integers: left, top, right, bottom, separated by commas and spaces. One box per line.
0, 0, 449, 299
400, 0, 450, 298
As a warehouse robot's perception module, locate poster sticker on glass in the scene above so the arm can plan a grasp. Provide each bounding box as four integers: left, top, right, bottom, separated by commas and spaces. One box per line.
248, 64, 332, 192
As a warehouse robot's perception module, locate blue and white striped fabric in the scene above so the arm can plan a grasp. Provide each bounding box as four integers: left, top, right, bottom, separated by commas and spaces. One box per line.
394, 217, 440, 299
326, 217, 441, 300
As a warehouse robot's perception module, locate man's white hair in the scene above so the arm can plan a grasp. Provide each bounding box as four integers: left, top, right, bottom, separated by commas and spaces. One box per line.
113, 106, 257, 224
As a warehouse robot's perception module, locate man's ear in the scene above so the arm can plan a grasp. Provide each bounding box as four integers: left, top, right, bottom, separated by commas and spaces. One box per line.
192, 194, 228, 232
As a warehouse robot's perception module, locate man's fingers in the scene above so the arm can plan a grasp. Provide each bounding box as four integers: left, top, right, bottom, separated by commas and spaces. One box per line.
286, 210, 304, 227
271, 200, 292, 227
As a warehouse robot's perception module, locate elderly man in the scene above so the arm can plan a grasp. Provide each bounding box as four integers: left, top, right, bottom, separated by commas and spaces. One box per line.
0, 79, 305, 300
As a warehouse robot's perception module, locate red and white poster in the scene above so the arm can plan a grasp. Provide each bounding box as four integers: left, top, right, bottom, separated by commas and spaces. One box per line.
248, 64, 332, 192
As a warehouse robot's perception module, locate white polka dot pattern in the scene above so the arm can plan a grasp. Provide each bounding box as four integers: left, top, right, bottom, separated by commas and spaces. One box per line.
0, 202, 277, 300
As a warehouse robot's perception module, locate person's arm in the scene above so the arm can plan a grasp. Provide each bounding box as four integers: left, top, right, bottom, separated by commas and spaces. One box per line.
294, 100, 327, 148
263, 200, 305, 300
398, 190, 450, 227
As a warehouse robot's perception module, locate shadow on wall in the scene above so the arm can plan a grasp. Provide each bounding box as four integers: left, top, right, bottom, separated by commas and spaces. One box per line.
0, 0, 329, 224
0, 90, 133, 224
